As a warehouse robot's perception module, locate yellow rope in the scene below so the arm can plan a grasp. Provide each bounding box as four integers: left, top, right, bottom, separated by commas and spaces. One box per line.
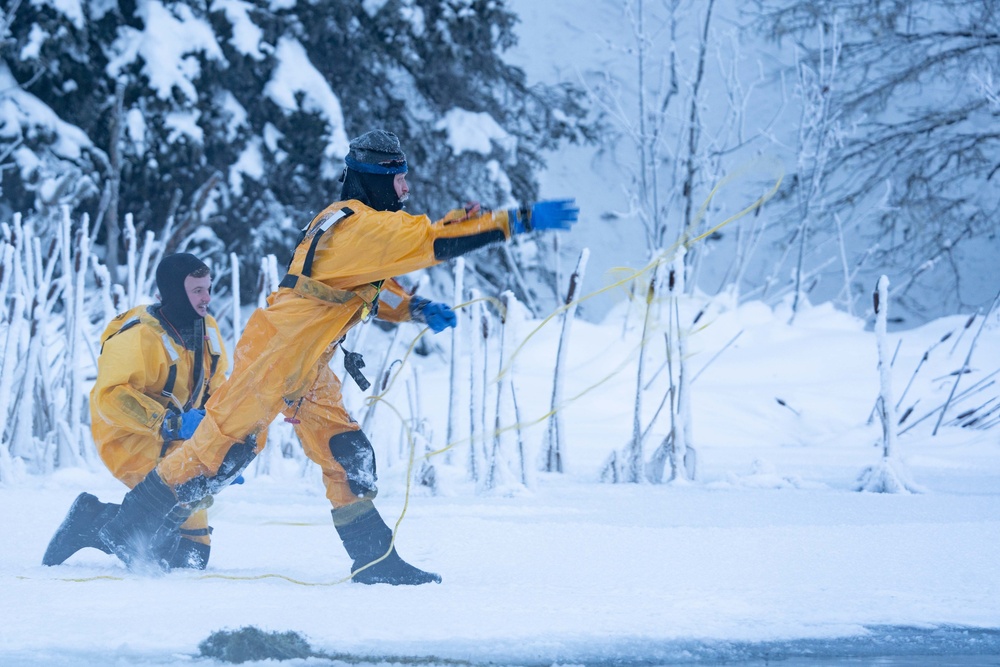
685, 155, 784, 247
196, 572, 350, 586
192, 399, 425, 587
423, 330, 653, 459
18, 574, 126, 583
496, 158, 783, 381
367, 296, 506, 401
21, 572, 351, 586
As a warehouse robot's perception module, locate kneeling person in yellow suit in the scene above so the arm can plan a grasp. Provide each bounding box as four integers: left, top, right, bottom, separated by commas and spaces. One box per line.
98, 130, 578, 584
43, 253, 228, 570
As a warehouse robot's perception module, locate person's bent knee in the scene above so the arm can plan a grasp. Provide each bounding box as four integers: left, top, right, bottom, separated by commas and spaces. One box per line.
174, 435, 258, 503
328, 431, 378, 498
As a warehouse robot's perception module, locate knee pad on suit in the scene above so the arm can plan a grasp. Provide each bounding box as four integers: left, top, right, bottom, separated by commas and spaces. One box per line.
175, 436, 258, 504
329, 431, 377, 498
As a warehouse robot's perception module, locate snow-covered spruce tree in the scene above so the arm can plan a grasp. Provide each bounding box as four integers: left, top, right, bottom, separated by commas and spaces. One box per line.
1, 0, 596, 305
276, 0, 598, 312
752, 0, 1000, 323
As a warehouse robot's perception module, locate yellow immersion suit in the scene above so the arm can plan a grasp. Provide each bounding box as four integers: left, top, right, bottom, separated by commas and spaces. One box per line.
157, 200, 515, 507
90, 306, 228, 544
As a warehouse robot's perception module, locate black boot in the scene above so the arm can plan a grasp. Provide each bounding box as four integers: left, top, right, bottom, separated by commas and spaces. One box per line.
98, 439, 255, 570
332, 501, 441, 585
97, 470, 193, 570
162, 537, 211, 570
42, 493, 120, 566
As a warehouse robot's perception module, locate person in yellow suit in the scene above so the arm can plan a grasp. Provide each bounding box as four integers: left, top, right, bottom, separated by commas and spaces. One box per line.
43, 253, 228, 569
98, 129, 578, 584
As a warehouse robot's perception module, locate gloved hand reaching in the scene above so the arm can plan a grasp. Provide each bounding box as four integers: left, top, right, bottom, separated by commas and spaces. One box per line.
161, 408, 206, 442
410, 297, 458, 333
508, 199, 579, 234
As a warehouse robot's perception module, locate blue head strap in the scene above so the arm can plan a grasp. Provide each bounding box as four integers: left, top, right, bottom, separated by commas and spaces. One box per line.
345, 155, 408, 175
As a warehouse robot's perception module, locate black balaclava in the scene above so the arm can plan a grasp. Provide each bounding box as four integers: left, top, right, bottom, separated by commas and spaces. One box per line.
156, 253, 209, 327
339, 129, 408, 212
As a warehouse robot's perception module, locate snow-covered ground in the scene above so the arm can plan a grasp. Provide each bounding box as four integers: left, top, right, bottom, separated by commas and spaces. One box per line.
3, 295, 999, 666
2, 3, 998, 665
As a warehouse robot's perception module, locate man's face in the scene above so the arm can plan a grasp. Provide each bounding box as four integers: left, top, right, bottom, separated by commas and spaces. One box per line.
394, 173, 409, 203
184, 274, 212, 317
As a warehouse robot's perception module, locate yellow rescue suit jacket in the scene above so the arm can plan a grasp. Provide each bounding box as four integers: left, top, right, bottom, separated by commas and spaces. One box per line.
271, 198, 514, 399
90, 306, 228, 487
156, 200, 515, 486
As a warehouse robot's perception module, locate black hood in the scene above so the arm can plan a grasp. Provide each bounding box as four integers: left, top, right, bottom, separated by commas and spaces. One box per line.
156, 253, 209, 326
340, 168, 403, 212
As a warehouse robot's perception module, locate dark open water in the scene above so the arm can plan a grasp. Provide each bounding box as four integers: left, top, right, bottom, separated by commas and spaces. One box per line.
3, 625, 999, 666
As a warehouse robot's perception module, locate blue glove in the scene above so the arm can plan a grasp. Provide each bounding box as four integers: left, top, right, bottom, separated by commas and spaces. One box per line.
410, 297, 458, 333
161, 408, 206, 441
508, 199, 579, 234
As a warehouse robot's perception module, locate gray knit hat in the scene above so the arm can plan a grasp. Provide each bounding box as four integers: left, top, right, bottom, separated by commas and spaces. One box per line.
344, 129, 407, 175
